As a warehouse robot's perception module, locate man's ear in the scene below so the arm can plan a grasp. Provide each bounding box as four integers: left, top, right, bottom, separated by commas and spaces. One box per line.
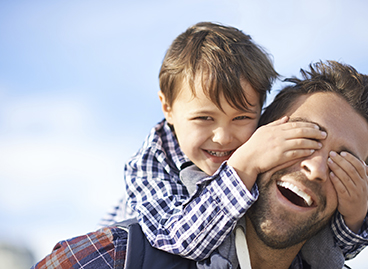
158, 91, 173, 124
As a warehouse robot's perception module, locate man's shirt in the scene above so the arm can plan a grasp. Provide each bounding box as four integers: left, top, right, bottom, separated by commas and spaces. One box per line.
31, 227, 127, 269
30, 223, 346, 269
31, 224, 309, 269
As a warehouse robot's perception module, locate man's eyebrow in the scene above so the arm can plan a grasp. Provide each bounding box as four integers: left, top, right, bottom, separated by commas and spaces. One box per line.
288, 117, 327, 133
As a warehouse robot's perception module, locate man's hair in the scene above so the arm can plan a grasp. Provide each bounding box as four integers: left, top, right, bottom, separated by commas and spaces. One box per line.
259, 60, 368, 126
159, 22, 278, 111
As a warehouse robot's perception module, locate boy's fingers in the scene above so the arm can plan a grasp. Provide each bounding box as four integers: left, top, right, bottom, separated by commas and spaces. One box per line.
283, 121, 321, 130
282, 125, 327, 140
282, 138, 322, 150
284, 149, 316, 160
330, 171, 350, 197
364, 161, 368, 175
328, 157, 353, 192
266, 158, 301, 173
338, 151, 366, 179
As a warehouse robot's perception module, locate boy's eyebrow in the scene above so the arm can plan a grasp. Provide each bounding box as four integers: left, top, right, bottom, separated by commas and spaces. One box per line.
192, 107, 259, 114
289, 117, 361, 160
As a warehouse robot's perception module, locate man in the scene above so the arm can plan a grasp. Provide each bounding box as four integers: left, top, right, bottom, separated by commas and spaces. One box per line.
32, 61, 368, 268
231, 60, 368, 268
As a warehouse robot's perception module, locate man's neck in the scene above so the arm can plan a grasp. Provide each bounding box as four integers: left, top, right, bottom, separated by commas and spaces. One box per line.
245, 217, 304, 269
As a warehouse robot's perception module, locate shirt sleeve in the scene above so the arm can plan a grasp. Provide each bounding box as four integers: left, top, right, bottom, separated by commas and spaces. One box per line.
331, 211, 368, 260
126, 149, 258, 261
30, 227, 127, 269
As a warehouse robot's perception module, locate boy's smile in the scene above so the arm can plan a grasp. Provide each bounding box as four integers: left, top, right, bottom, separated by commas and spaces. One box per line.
159, 77, 261, 175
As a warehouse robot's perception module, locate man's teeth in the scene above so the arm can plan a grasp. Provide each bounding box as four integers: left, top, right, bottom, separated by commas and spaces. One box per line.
277, 181, 313, 206
207, 150, 232, 157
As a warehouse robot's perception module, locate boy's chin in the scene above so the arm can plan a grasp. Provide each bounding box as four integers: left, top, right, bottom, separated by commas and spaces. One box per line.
198, 163, 222, 176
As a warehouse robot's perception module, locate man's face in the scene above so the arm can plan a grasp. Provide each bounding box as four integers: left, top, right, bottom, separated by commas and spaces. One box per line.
160, 77, 261, 175
248, 92, 368, 249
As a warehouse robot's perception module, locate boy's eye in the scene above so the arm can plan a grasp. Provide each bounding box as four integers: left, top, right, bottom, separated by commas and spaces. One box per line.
195, 116, 212, 121
233, 115, 251, 121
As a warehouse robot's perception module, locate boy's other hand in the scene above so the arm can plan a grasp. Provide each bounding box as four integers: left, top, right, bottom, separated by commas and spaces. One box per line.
328, 151, 368, 233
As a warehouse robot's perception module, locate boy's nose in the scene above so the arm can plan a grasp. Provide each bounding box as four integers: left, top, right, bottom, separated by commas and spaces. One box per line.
212, 127, 233, 145
300, 151, 329, 182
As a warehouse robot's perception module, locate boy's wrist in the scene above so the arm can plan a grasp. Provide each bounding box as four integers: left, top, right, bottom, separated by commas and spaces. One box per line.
344, 217, 364, 234
226, 160, 258, 191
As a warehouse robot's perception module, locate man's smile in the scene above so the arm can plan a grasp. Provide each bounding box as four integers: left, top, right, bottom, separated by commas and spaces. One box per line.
277, 181, 314, 207
271, 171, 322, 213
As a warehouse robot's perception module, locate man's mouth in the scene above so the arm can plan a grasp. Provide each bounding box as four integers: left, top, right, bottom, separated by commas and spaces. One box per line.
277, 181, 313, 207
205, 150, 233, 157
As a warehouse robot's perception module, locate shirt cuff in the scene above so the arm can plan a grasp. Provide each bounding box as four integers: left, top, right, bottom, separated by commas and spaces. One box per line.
332, 212, 368, 243
205, 162, 259, 219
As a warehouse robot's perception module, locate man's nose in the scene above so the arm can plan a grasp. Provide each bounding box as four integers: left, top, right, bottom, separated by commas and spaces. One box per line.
212, 126, 233, 145
300, 151, 329, 182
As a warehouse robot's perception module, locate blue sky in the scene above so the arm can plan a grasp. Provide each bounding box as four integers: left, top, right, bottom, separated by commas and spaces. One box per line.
1, 0, 368, 267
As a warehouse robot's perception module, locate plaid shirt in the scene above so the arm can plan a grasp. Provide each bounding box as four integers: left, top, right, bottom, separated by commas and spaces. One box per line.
31, 224, 354, 269
30, 225, 323, 269
31, 227, 127, 269
332, 212, 368, 259
100, 119, 368, 261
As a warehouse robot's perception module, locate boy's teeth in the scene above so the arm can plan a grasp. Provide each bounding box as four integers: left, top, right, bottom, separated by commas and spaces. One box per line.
277, 181, 313, 206
207, 150, 232, 157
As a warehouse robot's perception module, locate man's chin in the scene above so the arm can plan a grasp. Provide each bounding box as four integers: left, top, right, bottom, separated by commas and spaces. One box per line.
248, 176, 330, 249
253, 218, 309, 249
248, 206, 307, 249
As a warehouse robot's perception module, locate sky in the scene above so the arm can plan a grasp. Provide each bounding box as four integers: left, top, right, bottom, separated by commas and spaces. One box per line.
0, 0, 368, 268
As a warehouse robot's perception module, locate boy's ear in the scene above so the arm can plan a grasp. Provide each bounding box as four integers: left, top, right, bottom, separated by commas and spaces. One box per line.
158, 91, 173, 124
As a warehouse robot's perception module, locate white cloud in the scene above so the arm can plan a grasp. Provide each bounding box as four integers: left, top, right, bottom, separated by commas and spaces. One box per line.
0, 84, 146, 221
0, 95, 144, 263
0, 94, 91, 136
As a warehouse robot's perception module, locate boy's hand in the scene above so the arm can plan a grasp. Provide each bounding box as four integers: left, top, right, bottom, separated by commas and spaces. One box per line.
328, 151, 368, 233
227, 116, 327, 190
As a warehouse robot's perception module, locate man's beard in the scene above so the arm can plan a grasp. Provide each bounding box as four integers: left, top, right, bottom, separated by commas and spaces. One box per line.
247, 169, 333, 249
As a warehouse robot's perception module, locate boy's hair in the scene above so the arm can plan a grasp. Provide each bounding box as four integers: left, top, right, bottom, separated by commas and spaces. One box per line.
259, 60, 368, 126
159, 22, 278, 111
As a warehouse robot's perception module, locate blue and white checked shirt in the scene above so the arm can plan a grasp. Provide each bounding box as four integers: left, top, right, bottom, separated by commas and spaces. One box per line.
100, 119, 368, 261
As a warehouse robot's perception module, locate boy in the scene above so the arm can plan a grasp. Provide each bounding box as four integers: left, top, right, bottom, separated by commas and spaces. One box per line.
100, 22, 367, 261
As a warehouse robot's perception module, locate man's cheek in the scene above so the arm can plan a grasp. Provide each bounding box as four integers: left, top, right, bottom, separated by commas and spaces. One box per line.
323, 185, 338, 213
260, 167, 281, 183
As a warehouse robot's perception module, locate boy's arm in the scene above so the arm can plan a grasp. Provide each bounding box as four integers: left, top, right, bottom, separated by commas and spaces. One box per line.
98, 119, 251, 261
126, 152, 257, 261
328, 151, 368, 259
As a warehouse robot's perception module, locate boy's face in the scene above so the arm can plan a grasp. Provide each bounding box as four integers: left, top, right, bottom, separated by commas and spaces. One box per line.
159, 78, 261, 175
